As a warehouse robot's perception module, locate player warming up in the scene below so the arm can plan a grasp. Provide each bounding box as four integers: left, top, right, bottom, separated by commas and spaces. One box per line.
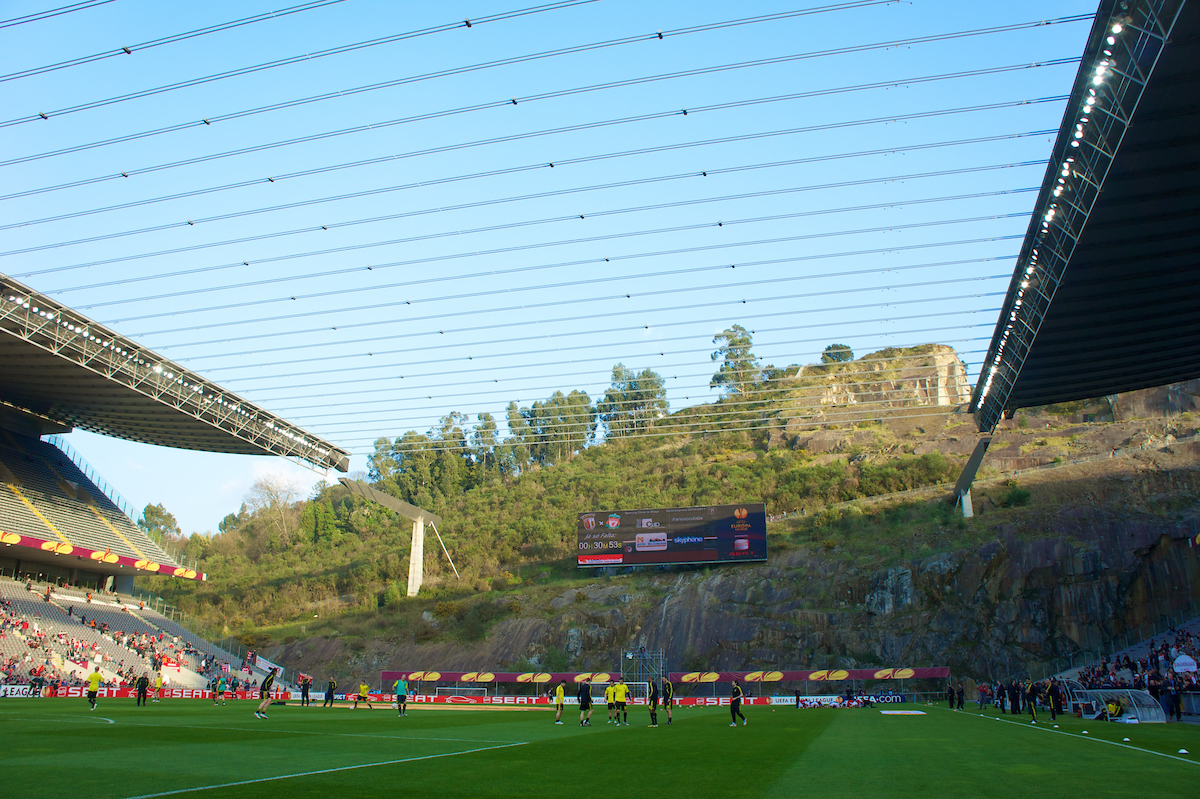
135, 672, 149, 707
254, 668, 278, 719
613, 677, 629, 725
663, 678, 674, 725
393, 677, 408, 716
605, 681, 616, 724
578, 677, 593, 726
730, 679, 747, 727
323, 678, 337, 707
648, 680, 659, 727
86, 667, 101, 711
353, 682, 374, 710
554, 680, 566, 724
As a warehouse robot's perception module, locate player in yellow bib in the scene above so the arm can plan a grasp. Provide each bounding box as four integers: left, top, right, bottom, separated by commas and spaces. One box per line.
353, 682, 374, 710
605, 682, 616, 723
613, 678, 629, 726
554, 680, 566, 725
86, 667, 101, 710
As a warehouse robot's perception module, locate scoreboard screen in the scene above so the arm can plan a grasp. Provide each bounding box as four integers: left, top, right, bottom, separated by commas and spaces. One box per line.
576, 503, 767, 568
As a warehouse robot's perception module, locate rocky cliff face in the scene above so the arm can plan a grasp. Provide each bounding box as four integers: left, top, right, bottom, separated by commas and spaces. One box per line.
787, 344, 971, 411
1113, 378, 1200, 421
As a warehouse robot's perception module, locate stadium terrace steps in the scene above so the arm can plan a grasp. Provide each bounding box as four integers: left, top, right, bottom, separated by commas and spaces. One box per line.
31, 436, 180, 565
0, 434, 181, 568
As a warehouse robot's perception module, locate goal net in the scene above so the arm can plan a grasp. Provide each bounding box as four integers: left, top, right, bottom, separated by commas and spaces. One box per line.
435, 686, 488, 697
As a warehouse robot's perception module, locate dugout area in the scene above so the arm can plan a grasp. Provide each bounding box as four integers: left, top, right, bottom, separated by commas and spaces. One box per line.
2, 699, 1196, 798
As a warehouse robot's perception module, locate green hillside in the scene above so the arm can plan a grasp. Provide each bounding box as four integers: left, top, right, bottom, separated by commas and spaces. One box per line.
143, 339, 975, 636
147, 426, 958, 635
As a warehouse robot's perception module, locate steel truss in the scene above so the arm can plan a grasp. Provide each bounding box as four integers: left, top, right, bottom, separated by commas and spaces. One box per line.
970, 0, 1186, 432
0, 274, 349, 471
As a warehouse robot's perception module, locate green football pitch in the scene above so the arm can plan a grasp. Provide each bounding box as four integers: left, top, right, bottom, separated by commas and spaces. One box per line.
2, 699, 1197, 798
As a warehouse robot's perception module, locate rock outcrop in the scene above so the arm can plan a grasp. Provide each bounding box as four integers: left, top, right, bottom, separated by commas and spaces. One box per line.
786, 344, 971, 411
275, 502, 1200, 683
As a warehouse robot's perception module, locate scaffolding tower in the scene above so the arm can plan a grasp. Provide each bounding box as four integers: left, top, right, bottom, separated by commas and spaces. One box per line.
623, 647, 666, 692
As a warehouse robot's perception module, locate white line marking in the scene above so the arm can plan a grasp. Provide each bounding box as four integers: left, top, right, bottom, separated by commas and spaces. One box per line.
120, 741, 528, 798
937, 706, 1198, 766
1, 715, 114, 725
109, 720, 514, 743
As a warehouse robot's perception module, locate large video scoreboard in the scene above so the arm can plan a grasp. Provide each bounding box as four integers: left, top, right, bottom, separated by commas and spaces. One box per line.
576, 503, 767, 568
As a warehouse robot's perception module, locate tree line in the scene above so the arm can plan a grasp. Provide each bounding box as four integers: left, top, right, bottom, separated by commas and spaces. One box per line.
368, 327, 855, 510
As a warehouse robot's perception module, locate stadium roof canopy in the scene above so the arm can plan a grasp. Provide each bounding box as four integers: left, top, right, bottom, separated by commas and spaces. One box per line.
0, 274, 350, 472
970, 0, 1200, 432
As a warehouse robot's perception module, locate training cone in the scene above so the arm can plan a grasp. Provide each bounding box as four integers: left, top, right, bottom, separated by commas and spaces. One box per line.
1179, 749, 1189, 755
1122, 737, 1130, 742
1053, 725, 1059, 728
1082, 730, 1089, 735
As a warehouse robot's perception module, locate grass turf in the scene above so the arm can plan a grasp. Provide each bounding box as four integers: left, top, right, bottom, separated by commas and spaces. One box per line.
1, 698, 1197, 798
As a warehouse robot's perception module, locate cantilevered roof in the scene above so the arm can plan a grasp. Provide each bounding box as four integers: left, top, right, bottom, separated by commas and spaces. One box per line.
971, 0, 1200, 431
0, 274, 350, 471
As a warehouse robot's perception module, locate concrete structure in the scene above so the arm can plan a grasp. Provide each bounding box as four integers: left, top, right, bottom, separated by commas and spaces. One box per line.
337, 478, 450, 596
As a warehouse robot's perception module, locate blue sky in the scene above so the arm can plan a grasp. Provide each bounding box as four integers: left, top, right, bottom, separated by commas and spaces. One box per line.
0, 0, 1096, 535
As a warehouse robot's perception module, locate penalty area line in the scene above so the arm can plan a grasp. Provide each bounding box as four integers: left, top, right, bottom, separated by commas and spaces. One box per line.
121, 740, 529, 798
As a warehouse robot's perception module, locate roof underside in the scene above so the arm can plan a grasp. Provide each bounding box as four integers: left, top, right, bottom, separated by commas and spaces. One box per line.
0, 338, 267, 454
973, 0, 1200, 425
0, 275, 349, 471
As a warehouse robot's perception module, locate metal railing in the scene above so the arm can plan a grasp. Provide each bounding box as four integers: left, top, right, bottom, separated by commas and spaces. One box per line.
44, 434, 139, 522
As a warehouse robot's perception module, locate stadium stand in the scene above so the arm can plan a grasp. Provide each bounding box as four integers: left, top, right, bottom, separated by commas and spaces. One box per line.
0, 276, 343, 691
0, 431, 180, 568
0, 577, 232, 689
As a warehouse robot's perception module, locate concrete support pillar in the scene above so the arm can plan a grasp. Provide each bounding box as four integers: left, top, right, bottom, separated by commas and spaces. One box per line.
113, 574, 134, 595
959, 489, 973, 518
406, 518, 425, 597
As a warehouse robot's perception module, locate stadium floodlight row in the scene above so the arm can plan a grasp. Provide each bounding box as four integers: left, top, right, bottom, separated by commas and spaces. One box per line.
0, 273, 349, 471
970, 0, 1200, 432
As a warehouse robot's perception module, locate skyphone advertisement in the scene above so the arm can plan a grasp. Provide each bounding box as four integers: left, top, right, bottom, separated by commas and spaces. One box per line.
577, 503, 767, 567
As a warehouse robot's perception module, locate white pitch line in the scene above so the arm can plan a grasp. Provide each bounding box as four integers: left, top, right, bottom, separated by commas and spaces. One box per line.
108, 720, 515, 744
936, 705, 1198, 767
120, 740, 529, 799
1, 715, 114, 725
